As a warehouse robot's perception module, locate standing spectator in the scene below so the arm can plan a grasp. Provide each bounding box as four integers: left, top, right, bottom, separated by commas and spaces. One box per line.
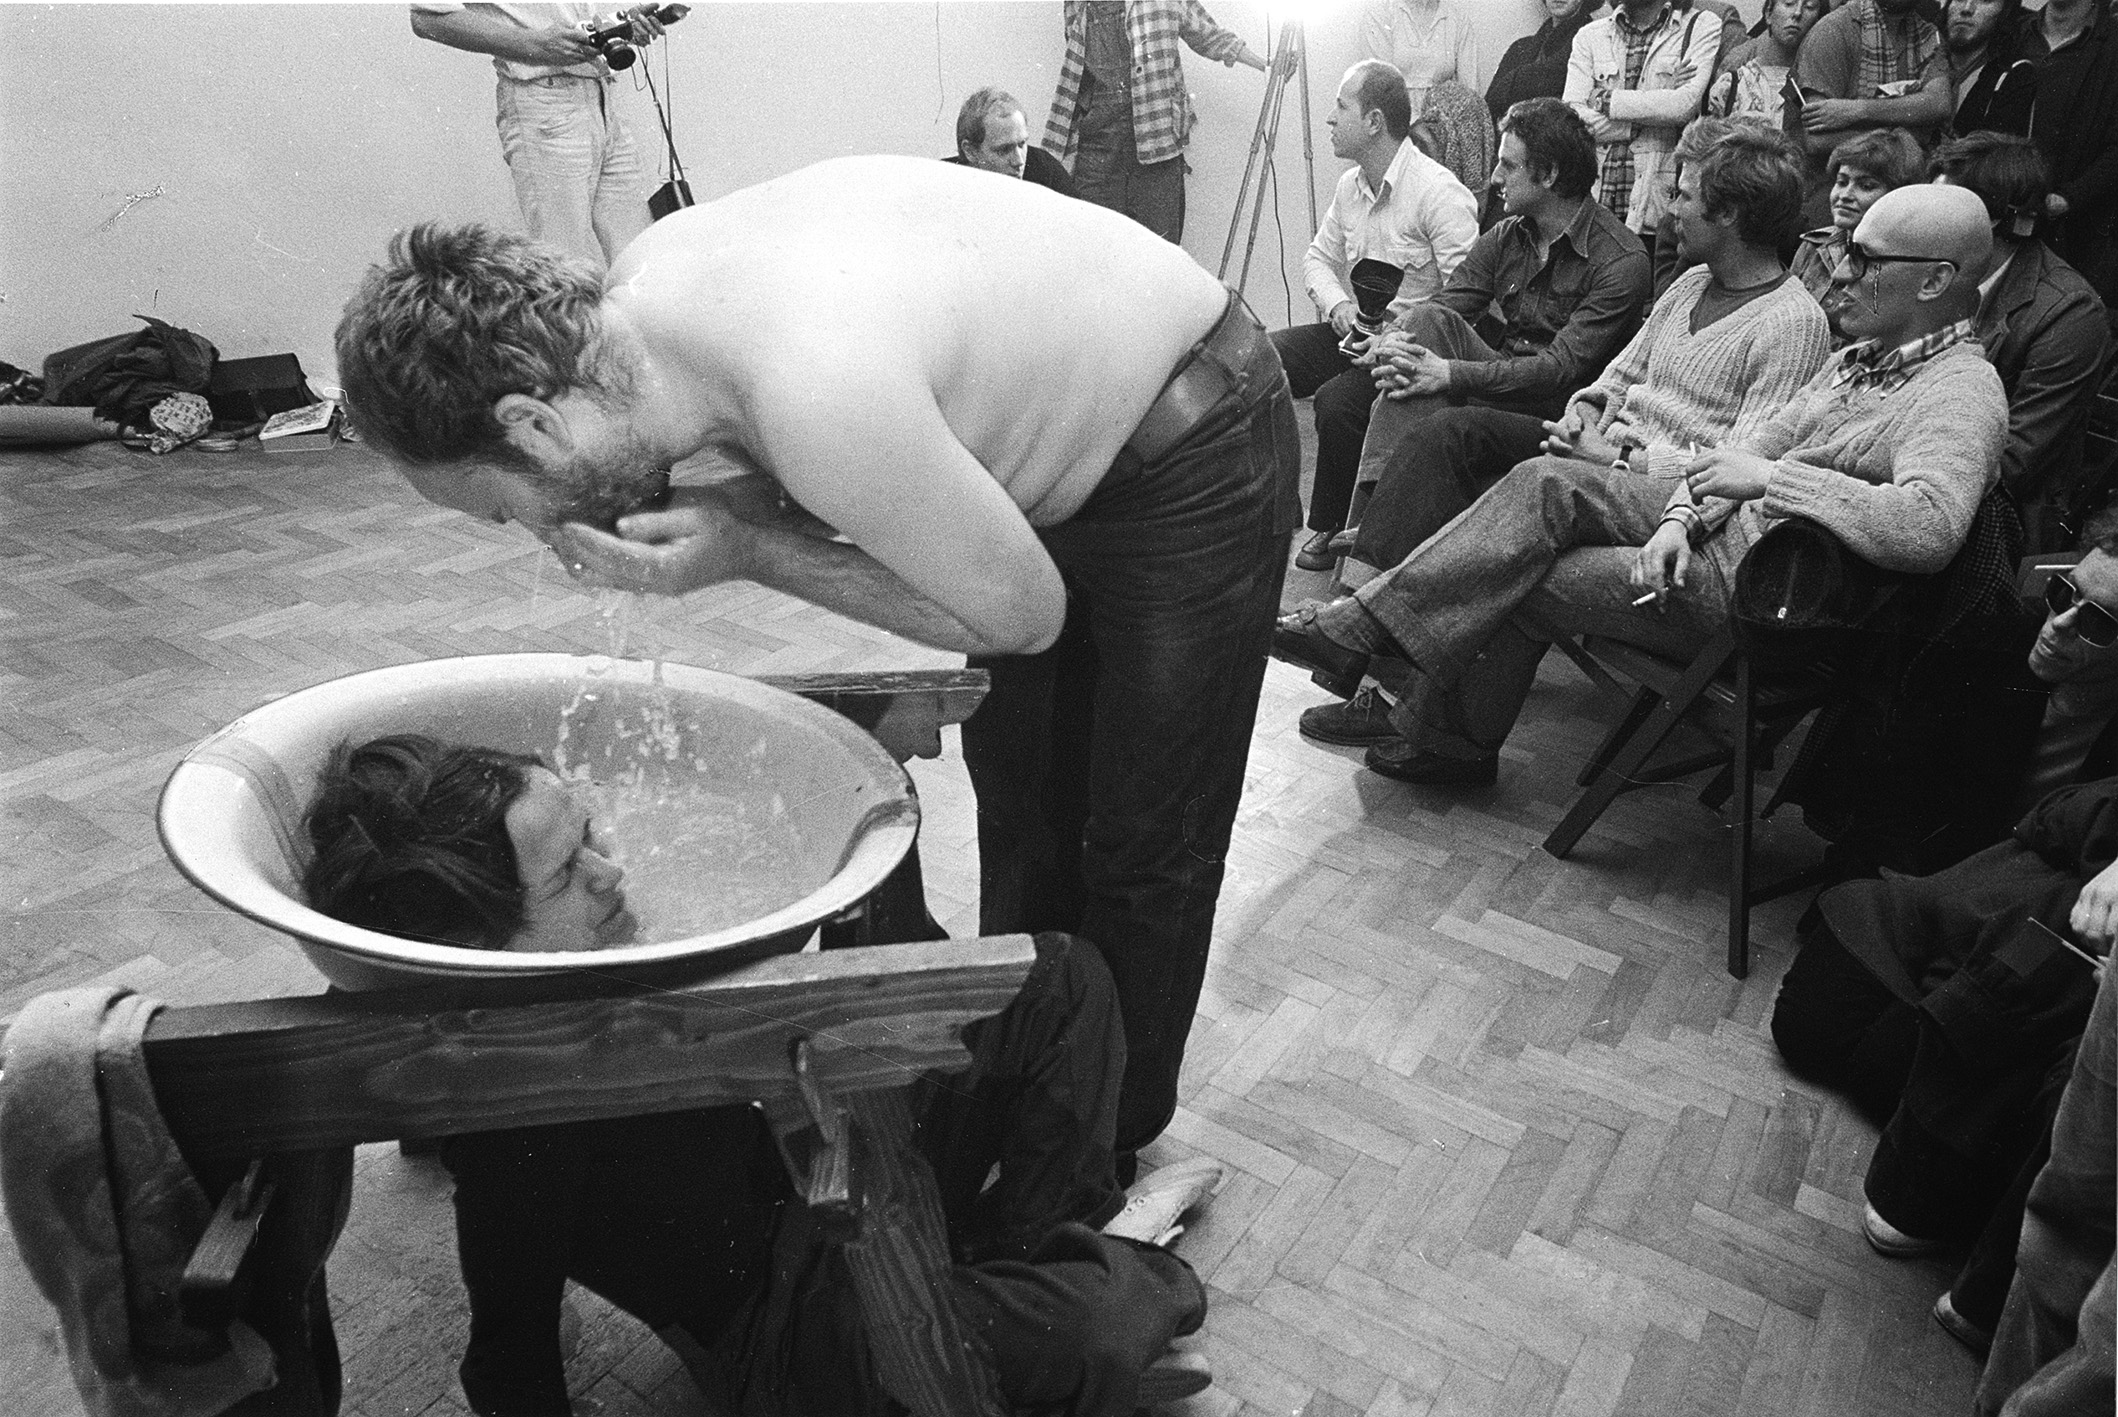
1272, 59, 1479, 569
1794, 0, 1954, 162
1359, 0, 1477, 121
1565, 0, 1723, 242
2016, 0, 2118, 310
1934, 132, 2112, 553
1486, 0, 1594, 121
1409, 77, 1496, 202
409, 2, 666, 271
1043, 0, 1268, 244
1947, 0, 2035, 136
946, 87, 1080, 198
1710, 0, 1827, 129
1790, 127, 1926, 308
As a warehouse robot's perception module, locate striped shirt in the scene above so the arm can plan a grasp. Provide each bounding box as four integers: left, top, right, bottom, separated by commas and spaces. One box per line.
1044, 0, 1254, 165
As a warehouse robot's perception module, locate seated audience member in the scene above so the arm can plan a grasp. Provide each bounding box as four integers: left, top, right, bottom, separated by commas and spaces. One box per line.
1564, 0, 1723, 244
1271, 183, 2005, 787
1933, 131, 2112, 552
1794, 0, 1953, 164
1293, 124, 1830, 746
2018, 0, 2118, 311
1710, 0, 1827, 128
1947, 0, 2035, 137
304, 734, 1221, 1417
1273, 59, 1479, 568
946, 86, 1079, 198
1791, 127, 1926, 308
1973, 963, 2115, 1417
1339, 99, 1652, 526
1486, 0, 1595, 122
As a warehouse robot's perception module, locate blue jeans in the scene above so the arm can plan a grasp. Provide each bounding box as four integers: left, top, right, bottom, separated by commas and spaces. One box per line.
494, 75, 648, 269
963, 304, 1300, 1153
1352, 454, 1744, 755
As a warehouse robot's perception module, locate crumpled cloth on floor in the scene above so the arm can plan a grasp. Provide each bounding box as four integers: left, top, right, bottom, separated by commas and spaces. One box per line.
0, 988, 276, 1417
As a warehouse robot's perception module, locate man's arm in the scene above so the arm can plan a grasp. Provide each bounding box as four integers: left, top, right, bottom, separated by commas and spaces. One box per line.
1444, 236, 1653, 405
1563, 26, 1631, 144
409, 4, 597, 66
1176, 0, 1265, 68
1303, 186, 1356, 319
1606, 16, 1720, 129
1421, 224, 1502, 327
562, 372, 1068, 656
1420, 181, 1481, 287
1994, 282, 2114, 498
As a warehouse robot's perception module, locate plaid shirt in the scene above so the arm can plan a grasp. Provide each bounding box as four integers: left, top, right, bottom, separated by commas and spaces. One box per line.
1044, 0, 1253, 165
1832, 317, 1979, 395
1853, 0, 1941, 98
1594, 4, 1671, 227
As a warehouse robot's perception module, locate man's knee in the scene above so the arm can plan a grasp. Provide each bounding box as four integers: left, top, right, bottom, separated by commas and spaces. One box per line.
1770, 912, 1885, 1080
1313, 370, 1376, 437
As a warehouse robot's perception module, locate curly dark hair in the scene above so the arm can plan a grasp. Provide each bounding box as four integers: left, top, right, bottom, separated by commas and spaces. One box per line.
1499, 97, 1598, 201
303, 734, 542, 949
333, 223, 616, 468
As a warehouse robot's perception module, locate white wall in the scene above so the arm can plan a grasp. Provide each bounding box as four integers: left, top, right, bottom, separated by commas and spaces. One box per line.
1, 1, 1580, 381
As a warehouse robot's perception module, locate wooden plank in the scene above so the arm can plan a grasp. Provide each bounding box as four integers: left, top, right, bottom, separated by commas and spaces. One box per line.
144, 936, 1036, 1158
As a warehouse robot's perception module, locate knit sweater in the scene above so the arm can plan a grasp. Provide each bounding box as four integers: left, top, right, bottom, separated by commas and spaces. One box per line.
1583, 266, 1832, 479
1726, 339, 2007, 573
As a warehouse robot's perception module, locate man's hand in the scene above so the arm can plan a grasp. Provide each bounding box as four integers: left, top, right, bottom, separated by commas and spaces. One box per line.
1374, 340, 1451, 399
522, 19, 600, 64
2047, 192, 2071, 218
551, 486, 756, 596
1801, 97, 1861, 132
2070, 858, 2118, 958
1542, 400, 1617, 461
1329, 301, 1361, 340
1684, 447, 1774, 503
623, 3, 668, 42
1632, 520, 1691, 608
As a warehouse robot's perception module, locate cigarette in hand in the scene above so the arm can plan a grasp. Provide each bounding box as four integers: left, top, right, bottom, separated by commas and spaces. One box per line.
1632, 590, 1659, 607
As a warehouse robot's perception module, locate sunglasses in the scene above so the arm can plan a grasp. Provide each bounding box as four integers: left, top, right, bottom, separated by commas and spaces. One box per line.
2046, 572, 2118, 648
1837, 240, 1957, 283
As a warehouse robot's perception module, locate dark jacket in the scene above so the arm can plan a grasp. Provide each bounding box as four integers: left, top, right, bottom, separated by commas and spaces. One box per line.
1952, 52, 2036, 138
1979, 241, 2114, 552
1485, 11, 1594, 120
943, 147, 1080, 201
2023, 7, 2118, 305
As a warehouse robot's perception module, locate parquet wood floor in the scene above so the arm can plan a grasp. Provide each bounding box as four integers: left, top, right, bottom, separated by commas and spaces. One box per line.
0, 432, 1981, 1416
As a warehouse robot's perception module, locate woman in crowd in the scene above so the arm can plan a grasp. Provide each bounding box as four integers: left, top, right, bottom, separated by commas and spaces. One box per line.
1485, 0, 1593, 120
1359, 0, 1476, 121
1710, 0, 1827, 127
1790, 126, 1927, 310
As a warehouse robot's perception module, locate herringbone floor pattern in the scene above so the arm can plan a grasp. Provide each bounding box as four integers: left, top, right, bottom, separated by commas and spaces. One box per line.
0, 433, 1980, 1416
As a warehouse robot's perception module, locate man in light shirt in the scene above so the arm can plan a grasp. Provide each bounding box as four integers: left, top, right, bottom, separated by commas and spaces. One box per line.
411, 2, 667, 269
1270, 59, 1477, 570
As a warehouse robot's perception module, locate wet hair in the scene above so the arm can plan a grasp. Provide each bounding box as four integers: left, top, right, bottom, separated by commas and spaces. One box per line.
1499, 97, 1598, 200
1347, 60, 1412, 142
1687, 121, 1808, 251
1929, 130, 2051, 235
1827, 127, 1928, 193
333, 223, 615, 469
303, 734, 541, 950
955, 86, 1023, 153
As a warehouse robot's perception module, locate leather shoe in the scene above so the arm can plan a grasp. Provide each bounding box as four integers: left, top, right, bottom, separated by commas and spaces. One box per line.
1326, 528, 1359, 557
1137, 1351, 1213, 1406
1293, 529, 1338, 572
1299, 686, 1397, 746
1272, 604, 1371, 698
1363, 737, 1498, 785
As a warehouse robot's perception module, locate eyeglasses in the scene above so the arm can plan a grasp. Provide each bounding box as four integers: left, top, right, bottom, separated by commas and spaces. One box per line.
1837, 240, 1956, 283
2046, 571, 2118, 648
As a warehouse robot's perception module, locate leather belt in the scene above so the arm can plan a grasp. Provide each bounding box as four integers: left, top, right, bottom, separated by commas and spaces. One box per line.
1124, 299, 1270, 463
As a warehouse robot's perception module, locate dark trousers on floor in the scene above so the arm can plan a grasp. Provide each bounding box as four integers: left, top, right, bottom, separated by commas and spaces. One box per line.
963, 308, 1300, 1154
1351, 407, 1550, 571
441, 934, 1200, 1417
1270, 321, 1373, 534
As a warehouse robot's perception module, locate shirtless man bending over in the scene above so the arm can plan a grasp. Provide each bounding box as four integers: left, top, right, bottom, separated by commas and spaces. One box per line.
334, 155, 1302, 1160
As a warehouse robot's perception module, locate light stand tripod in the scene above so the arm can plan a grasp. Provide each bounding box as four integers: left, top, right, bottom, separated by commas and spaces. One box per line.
1217, 18, 1318, 294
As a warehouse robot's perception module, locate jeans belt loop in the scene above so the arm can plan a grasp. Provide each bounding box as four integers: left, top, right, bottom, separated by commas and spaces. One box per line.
1123, 303, 1261, 463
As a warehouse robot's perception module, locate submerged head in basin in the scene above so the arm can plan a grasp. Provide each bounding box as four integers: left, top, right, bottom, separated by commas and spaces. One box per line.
304, 734, 639, 953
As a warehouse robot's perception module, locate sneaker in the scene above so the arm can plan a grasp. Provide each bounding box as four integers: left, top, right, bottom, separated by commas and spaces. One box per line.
1102, 1157, 1223, 1247
1136, 1350, 1213, 1406
1862, 1200, 1947, 1258
1932, 1291, 1992, 1356
1299, 686, 1397, 746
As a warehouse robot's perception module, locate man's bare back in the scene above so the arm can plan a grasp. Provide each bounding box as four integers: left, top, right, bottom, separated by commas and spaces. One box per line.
609, 156, 1228, 525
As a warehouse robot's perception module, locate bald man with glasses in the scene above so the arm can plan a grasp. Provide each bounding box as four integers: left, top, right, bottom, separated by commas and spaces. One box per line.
1273, 182, 2011, 789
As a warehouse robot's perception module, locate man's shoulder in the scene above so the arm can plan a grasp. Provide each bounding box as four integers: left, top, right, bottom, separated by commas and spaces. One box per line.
1390, 142, 1476, 209
1574, 200, 1653, 269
